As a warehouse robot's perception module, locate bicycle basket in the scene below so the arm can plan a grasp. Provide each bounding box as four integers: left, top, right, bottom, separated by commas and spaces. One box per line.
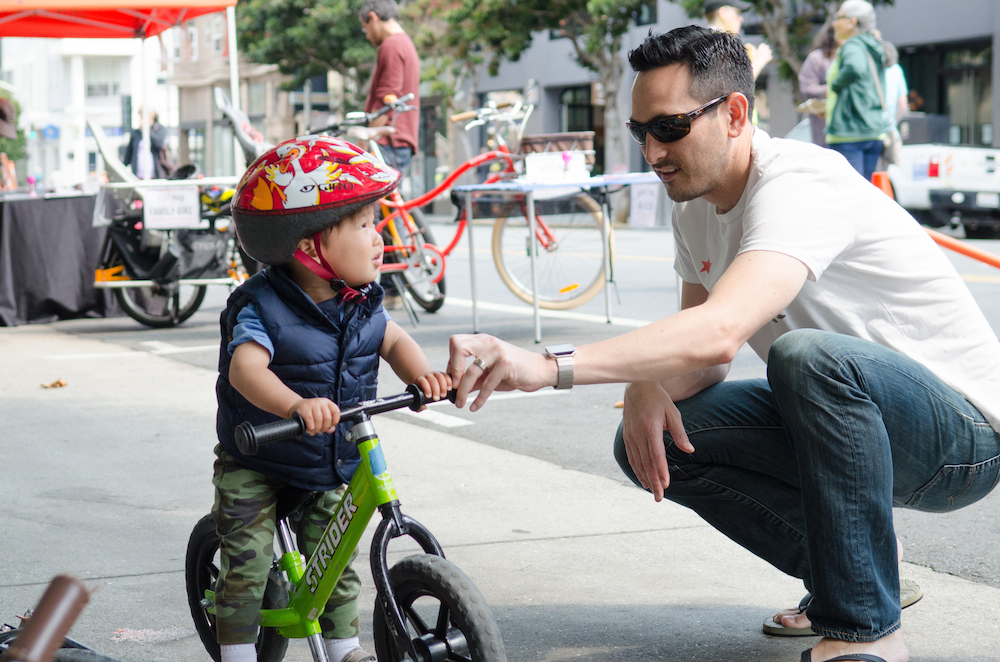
520, 131, 596, 166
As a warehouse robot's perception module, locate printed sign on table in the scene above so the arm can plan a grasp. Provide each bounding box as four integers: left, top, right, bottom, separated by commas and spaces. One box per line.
143, 186, 201, 229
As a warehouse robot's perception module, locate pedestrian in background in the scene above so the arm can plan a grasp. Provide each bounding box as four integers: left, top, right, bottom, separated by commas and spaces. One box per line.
123, 108, 172, 179
825, 0, 886, 181
881, 41, 909, 130
359, 0, 420, 310
703, 0, 772, 82
798, 26, 839, 147
360, 0, 420, 172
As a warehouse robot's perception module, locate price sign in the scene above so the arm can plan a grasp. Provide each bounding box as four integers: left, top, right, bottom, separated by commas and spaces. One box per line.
143, 186, 201, 229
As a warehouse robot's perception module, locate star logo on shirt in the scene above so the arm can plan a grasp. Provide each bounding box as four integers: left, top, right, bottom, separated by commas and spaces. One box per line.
700, 260, 712, 274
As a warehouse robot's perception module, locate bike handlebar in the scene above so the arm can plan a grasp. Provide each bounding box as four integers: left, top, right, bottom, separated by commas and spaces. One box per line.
235, 384, 458, 456
448, 101, 514, 124
0, 575, 89, 662
313, 93, 416, 136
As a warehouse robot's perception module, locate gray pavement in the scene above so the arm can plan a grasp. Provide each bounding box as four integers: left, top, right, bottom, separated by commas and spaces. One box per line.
3, 307, 1000, 661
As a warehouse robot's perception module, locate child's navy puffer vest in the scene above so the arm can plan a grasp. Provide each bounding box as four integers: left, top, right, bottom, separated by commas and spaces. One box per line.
216, 267, 386, 491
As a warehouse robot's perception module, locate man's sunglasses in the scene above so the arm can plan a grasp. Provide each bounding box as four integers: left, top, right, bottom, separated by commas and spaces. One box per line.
626, 95, 730, 146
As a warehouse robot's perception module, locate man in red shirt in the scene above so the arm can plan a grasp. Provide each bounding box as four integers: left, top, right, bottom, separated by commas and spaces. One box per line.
359, 0, 420, 173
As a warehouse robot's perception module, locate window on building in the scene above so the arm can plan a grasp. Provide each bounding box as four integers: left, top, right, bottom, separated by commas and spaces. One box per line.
189, 27, 199, 61
212, 122, 234, 176
900, 40, 992, 146
248, 82, 267, 117
172, 27, 182, 61
635, 1, 657, 26
211, 16, 225, 53
559, 85, 605, 174
186, 128, 205, 171
85, 58, 121, 98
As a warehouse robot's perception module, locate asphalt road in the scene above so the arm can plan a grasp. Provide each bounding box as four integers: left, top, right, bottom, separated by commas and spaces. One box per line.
43, 219, 1000, 596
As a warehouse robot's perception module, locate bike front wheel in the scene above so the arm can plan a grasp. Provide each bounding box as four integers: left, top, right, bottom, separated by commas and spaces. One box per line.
491, 193, 609, 310
185, 514, 289, 662
384, 207, 446, 313
373, 554, 506, 662
115, 283, 207, 328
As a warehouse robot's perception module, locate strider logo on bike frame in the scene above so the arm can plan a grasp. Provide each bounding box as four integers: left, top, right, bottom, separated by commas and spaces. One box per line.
303, 489, 360, 596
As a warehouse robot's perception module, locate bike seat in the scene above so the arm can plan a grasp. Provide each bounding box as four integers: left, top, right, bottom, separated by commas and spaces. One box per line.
345, 126, 396, 142
276, 487, 321, 522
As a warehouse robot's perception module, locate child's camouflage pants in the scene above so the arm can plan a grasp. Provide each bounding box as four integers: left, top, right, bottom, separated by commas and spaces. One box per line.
212, 444, 361, 645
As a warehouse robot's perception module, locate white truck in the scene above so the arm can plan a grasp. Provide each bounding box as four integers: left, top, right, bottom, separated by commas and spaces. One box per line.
785, 116, 1000, 239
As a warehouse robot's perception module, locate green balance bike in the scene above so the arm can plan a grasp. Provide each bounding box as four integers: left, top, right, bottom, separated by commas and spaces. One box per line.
185, 386, 506, 662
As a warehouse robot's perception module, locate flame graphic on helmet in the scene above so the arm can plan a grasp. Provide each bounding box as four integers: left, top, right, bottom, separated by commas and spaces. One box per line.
235, 136, 399, 214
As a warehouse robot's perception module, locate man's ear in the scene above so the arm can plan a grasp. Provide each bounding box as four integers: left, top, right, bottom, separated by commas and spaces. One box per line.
726, 93, 751, 137
296, 236, 318, 260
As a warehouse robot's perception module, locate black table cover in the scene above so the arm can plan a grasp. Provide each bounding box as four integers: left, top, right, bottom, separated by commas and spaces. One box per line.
0, 193, 118, 326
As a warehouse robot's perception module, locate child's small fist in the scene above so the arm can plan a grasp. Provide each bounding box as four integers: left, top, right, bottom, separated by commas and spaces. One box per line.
289, 398, 341, 435
414, 371, 453, 407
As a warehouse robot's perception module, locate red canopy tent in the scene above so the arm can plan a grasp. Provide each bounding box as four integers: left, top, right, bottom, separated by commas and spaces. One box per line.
0, 0, 243, 172
0, 0, 235, 39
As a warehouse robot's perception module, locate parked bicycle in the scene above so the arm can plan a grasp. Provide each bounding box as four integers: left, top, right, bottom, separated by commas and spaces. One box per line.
185, 385, 507, 662
89, 120, 247, 328
386, 101, 610, 311
217, 90, 608, 315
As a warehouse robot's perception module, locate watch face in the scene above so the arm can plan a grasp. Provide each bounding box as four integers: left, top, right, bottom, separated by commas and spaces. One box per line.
546, 343, 575, 356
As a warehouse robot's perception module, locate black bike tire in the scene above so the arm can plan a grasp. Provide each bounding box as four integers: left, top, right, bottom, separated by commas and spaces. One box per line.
386, 207, 446, 313
185, 514, 289, 662
108, 241, 208, 328
491, 192, 609, 310
114, 284, 207, 328
372, 554, 506, 662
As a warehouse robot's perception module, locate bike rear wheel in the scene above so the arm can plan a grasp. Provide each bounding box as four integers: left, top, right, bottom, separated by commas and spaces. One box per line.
491, 193, 609, 310
384, 207, 446, 313
373, 554, 506, 662
185, 514, 289, 662
106, 246, 207, 328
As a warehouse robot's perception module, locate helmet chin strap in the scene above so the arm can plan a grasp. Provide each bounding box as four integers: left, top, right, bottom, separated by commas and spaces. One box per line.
292, 232, 366, 302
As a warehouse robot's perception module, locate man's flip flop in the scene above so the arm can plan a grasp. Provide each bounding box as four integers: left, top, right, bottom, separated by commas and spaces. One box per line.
764, 578, 923, 636
800, 650, 887, 662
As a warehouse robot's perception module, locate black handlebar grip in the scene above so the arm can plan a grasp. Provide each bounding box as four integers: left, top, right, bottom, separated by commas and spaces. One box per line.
235, 414, 306, 456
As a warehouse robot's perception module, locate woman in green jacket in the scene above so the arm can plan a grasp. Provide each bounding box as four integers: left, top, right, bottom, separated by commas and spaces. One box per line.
825, 0, 886, 181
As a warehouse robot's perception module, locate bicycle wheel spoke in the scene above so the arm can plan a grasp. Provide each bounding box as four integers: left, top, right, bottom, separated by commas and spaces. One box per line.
433, 602, 452, 639
403, 603, 432, 635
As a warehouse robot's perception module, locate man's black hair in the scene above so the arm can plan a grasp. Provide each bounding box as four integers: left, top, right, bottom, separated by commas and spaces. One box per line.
359, 0, 399, 22
628, 26, 755, 118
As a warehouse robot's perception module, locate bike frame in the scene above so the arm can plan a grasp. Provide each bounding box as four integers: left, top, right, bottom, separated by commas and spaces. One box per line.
377, 117, 562, 265
202, 399, 445, 661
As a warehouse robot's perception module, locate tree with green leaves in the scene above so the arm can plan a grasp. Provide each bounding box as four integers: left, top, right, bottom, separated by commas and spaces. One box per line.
671, 0, 894, 95
418, 0, 658, 173
236, 0, 376, 113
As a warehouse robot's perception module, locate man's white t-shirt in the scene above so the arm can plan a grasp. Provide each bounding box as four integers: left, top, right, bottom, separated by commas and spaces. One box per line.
672, 129, 1000, 432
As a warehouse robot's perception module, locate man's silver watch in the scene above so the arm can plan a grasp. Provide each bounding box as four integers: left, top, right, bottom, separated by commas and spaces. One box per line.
544, 343, 576, 390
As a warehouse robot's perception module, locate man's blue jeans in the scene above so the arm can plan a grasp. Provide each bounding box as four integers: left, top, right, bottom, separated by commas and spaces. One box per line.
614, 329, 1000, 641
829, 139, 883, 182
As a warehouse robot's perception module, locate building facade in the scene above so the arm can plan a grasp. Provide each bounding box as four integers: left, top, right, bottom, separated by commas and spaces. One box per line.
0, 35, 174, 189
466, 0, 998, 180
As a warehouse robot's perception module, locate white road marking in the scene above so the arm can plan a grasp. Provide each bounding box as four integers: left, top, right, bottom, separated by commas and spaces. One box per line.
426, 390, 569, 406
396, 408, 474, 428
444, 297, 651, 328
47, 341, 218, 359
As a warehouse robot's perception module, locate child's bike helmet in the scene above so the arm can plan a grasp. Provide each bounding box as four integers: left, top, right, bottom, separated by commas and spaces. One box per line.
232, 135, 401, 266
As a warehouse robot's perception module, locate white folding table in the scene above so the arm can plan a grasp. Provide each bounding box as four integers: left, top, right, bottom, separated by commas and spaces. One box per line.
452, 172, 660, 342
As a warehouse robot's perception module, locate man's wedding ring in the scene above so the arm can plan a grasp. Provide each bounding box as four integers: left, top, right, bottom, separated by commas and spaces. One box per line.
473, 357, 489, 372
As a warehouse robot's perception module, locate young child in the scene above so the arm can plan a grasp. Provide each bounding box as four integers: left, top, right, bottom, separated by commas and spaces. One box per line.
214, 136, 451, 662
